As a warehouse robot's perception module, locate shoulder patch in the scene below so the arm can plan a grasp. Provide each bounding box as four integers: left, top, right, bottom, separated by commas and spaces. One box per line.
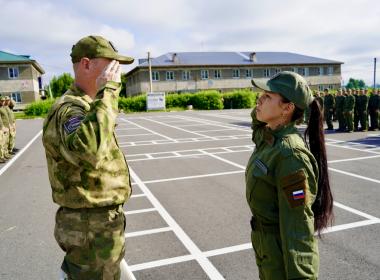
254, 159, 268, 175
280, 169, 307, 208
63, 116, 84, 134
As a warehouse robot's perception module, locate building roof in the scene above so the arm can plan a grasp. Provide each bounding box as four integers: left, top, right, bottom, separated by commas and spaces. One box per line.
137, 51, 343, 67
0, 50, 45, 74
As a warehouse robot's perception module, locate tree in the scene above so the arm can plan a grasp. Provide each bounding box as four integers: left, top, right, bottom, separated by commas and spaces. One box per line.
120, 73, 127, 97
346, 78, 366, 89
49, 73, 74, 97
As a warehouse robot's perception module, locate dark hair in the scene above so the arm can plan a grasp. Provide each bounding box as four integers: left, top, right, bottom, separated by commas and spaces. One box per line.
304, 100, 334, 235
281, 96, 334, 235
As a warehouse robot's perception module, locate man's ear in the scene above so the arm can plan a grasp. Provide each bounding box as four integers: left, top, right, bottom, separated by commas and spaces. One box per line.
80, 57, 91, 70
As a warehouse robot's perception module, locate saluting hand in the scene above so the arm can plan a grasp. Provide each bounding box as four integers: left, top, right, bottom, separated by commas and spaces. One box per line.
96, 60, 121, 90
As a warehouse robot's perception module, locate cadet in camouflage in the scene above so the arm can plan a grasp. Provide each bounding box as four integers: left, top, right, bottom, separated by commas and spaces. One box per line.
42, 35, 134, 280
4, 96, 16, 154
0, 96, 11, 160
247, 72, 334, 279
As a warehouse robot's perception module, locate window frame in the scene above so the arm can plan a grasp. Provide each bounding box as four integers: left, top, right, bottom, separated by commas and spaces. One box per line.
11, 92, 22, 103
232, 69, 240, 79
8, 67, 19, 79
182, 70, 191, 80
166, 71, 175, 81
201, 69, 209, 80
152, 71, 160, 81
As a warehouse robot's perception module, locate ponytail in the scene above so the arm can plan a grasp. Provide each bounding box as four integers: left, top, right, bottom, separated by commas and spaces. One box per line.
304, 99, 334, 235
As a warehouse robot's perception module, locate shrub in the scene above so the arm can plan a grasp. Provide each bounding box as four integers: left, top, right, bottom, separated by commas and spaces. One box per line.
189, 90, 224, 110
119, 95, 146, 112
223, 89, 256, 109
24, 99, 55, 116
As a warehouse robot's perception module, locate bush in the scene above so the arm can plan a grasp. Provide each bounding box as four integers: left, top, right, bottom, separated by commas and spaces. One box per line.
24, 99, 56, 116
223, 89, 256, 109
189, 90, 224, 110
119, 95, 146, 112
166, 93, 192, 108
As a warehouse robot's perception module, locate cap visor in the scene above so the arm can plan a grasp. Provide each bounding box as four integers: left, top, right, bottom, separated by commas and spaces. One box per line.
251, 79, 271, 92
115, 54, 134, 65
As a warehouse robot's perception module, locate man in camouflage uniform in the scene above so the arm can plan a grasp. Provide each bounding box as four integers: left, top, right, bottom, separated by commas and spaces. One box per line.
344, 89, 355, 133
356, 89, 369, 131
335, 89, 346, 132
0, 97, 6, 163
353, 89, 360, 131
368, 89, 380, 130
323, 88, 335, 130
4, 96, 16, 154
0, 96, 11, 160
42, 35, 134, 280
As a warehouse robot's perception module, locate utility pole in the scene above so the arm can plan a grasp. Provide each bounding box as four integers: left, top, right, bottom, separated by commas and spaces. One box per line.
148, 52, 153, 93
374, 58, 377, 89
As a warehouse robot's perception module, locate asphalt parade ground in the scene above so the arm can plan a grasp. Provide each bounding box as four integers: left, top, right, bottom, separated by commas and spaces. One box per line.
0, 109, 379, 280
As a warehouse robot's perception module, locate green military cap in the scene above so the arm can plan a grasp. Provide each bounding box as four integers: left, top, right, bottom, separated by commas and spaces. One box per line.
70, 35, 134, 64
251, 71, 314, 110
0, 96, 6, 101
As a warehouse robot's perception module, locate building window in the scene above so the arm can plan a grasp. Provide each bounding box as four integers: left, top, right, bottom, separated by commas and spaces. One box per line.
11, 92, 22, 103
8, 67, 19, 79
214, 69, 222, 79
182, 70, 190, 80
245, 69, 253, 78
152, 71, 160, 81
274, 68, 281, 74
166, 71, 174, 81
318, 67, 323, 75
318, 85, 324, 91
232, 69, 240, 78
328, 84, 334, 90
298, 67, 306, 76
264, 68, 271, 78
201, 70, 209, 80
292, 67, 297, 73
328, 66, 333, 76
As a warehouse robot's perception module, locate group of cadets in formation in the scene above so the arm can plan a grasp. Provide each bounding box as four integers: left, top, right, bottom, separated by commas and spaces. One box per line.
0, 96, 17, 163
307, 88, 380, 132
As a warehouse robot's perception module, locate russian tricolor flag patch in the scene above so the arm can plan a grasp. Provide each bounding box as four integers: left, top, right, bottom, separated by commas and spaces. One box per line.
292, 190, 305, 200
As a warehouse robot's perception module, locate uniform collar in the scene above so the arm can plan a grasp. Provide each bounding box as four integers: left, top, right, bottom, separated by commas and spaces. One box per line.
263, 122, 298, 146
68, 84, 94, 104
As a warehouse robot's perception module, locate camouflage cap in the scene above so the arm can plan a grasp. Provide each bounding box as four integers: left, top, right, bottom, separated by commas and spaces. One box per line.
70, 35, 134, 64
251, 71, 314, 110
0, 96, 6, 101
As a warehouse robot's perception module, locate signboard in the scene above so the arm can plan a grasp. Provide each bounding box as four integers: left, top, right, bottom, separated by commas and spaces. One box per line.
147, 92, 166, 111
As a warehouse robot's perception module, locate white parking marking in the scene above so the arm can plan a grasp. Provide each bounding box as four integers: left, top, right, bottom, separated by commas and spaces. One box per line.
119, 118, 175, 141
124, 208, 157, 215
125, 227, 172, 238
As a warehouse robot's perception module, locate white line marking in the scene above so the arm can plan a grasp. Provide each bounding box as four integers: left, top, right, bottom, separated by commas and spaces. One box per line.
130, 194, 147, 198
320, 219, 380, 234
333, 202, 379, 220
129, 168, 225, 279
117, 133, 154, 137
142, 117, 217, 140
204, 243, 252, 257
124, 208, 156, 215
142, 170, 245, 184
129, 255, 195, 272
328, 154, 380, 163
0, 129, 42, 177
200, 150, 246, 170
125, 227, 172, 238
121, 259, 137, 280
119, 118, 175, 141
329, 167, 380, 185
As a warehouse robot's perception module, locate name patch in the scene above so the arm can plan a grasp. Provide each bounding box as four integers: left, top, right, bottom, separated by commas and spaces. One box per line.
64, 116, 84, 134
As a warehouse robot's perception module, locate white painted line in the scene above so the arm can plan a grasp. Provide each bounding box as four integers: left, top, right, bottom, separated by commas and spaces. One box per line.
0, 130, 42, 177
174, 115, 250, 132
125, 227, 172, 238
328, 154, 380, 163
142, 117, 217, 140
141, 170, 245, 185
201, 150, 246, 170
124, 208, 156, 215
130, 194, 147, 198
120, 259, 137, 280
129, 168, 225, 279
193, 128, 236, 133
119, 118, 175, 141
204, 243, 252, 257
329, 167, 380, 185
320, 219, 380, 234
333, 202, 379, 220
326, 142, 380, 155
129, 255, 195, 272
117, 133, 154, 137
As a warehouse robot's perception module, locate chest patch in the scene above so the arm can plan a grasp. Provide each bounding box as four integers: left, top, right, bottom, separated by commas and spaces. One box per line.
254, 159, 268, 175
63, 116, 84, 134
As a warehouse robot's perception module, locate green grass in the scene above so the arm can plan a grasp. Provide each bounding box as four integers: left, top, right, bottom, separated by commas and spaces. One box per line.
14, 111, 46, 119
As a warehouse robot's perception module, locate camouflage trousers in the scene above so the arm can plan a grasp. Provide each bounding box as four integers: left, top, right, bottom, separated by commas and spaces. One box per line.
8, 128, 15, 153
55, 204, 126, 280
0, 129, 10, 159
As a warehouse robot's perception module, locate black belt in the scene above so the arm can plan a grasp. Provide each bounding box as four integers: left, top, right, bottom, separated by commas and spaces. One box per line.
250, 216, 279, 234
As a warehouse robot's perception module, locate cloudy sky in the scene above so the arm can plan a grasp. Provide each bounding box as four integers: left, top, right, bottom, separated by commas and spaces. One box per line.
1, 0, 379, 86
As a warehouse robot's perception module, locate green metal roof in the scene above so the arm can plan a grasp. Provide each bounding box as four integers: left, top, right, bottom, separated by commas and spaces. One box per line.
0, 50, 45, 74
